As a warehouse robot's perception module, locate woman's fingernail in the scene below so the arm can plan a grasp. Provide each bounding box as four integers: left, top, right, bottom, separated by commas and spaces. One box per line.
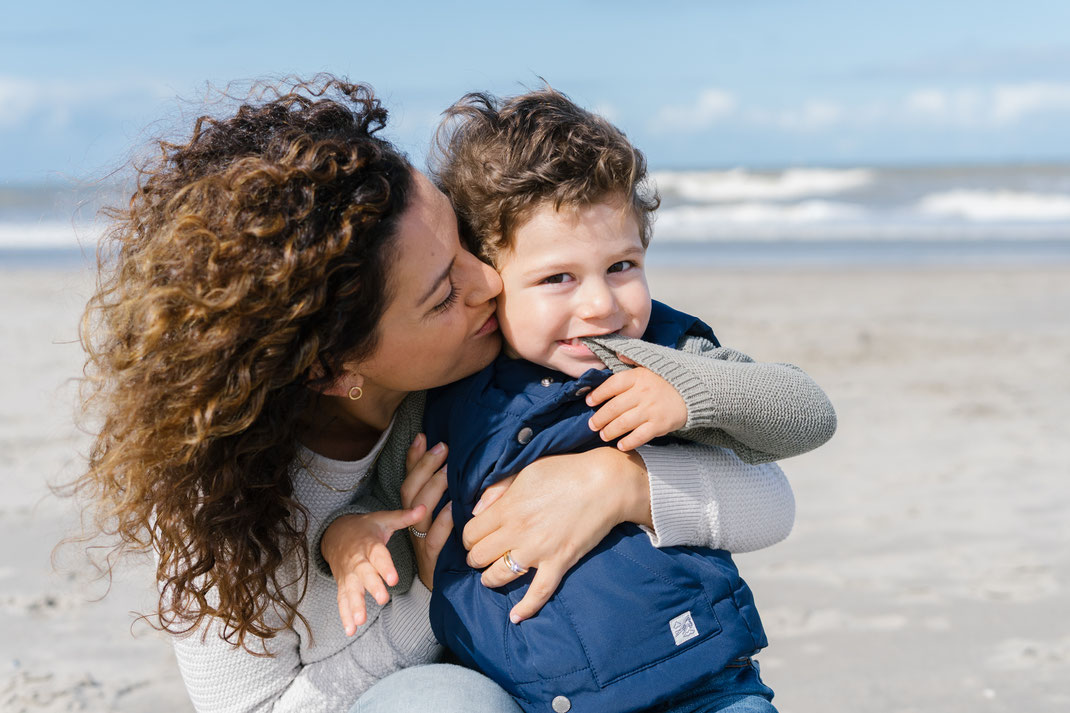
472, 498, 485, 515
431, 442, 446, 454
509, 612, 521, 624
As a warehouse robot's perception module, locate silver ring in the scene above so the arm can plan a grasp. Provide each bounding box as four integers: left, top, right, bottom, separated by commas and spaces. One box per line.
408, 525, 428, 539
503, 550, 528, 575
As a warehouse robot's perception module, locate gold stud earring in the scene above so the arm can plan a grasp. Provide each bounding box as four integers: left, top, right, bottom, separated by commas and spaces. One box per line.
348, 386, 363, 401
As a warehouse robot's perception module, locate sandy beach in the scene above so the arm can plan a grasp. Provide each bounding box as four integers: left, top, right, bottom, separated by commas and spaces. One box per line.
2, 260, 1067, 712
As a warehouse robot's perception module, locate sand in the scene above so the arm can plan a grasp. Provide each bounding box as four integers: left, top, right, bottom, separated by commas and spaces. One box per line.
1, 261, 1067, 712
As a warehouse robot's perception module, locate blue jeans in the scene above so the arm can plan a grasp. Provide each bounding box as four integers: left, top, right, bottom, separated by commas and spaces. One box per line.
351, 663, 523, 713
352, 658, 773, 713
646, 657, 776, 713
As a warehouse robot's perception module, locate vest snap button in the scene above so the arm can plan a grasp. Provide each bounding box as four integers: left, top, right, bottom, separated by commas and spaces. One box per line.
551, 695, 571, 712
540, 377, 554, 387
517, 426, 534, 445
574, 386, 591, 396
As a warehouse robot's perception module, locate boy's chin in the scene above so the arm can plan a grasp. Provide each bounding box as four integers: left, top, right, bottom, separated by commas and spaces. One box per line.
555, 356, 608, 379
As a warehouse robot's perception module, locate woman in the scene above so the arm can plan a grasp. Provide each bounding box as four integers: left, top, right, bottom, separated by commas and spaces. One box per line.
75, 77, 793, 713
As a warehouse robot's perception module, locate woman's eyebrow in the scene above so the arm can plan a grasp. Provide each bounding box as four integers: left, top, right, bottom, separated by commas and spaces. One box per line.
417, 256, 456, 305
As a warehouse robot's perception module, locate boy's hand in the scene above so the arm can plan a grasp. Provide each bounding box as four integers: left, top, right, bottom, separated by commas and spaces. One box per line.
322, 506, 426, 636
586, 363, 687, 450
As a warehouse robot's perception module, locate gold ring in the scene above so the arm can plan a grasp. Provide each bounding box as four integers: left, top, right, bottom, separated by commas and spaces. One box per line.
503, 550, 528, 575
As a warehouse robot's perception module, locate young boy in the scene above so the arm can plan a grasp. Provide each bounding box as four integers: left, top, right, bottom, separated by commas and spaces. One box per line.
334, 89, 836, 713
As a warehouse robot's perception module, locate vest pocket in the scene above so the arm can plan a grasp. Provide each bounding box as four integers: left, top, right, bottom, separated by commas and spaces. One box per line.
552, 527, 724, 687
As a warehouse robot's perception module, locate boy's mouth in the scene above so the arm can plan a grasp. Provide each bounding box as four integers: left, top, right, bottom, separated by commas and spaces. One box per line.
557, 333, 617, 356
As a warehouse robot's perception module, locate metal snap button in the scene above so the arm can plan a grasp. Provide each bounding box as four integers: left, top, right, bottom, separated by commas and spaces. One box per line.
540, 377, 554, 387
517, 426, 534, 445
574, 386, 591, 396
551, 695, 571, 713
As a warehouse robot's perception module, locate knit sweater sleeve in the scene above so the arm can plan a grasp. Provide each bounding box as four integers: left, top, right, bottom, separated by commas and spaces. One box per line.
172, 580, 439, 713
636, 442, 795, 552
583, 333, 837, 464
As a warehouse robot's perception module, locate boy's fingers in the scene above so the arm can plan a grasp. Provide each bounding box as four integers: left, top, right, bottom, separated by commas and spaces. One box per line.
509, 564, 564, 623
616, 422, 661, 452
357, 561, 390, 606
585, 371, 634, 407
338, 577, 366, 635
588, 391, 638, 433
369, 543, 399, 588
383, 505, 427, 535
599, 408, 646, 443
337, 587, 355, 636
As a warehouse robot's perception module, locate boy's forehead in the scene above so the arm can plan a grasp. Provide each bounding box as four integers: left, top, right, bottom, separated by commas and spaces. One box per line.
502, 200, 645, 269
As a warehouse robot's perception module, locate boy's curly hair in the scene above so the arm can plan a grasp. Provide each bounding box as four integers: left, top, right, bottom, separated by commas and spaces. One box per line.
430, 87, 659, 265
70, 75, 413, 651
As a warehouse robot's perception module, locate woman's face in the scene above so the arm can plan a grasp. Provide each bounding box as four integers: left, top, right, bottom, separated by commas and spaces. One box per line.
354, 171, 503, 397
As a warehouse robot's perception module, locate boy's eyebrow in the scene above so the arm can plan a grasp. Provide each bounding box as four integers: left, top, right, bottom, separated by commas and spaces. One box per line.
520, 247, 645, 279
418, 256, 456, 305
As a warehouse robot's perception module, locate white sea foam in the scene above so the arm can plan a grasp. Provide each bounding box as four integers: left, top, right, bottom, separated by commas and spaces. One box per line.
0, 221, 99, 249
918, 190, 1070, 221
652, 168, 875, 202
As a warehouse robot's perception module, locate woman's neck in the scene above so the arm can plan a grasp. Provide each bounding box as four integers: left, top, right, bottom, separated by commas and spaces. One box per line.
299, 388, 406, 461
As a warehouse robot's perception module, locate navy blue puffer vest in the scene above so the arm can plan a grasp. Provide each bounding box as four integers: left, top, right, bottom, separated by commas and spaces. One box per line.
425, 302, 767, 713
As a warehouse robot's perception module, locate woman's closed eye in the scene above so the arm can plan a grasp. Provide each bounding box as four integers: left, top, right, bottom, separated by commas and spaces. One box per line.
431, 282, 459, 313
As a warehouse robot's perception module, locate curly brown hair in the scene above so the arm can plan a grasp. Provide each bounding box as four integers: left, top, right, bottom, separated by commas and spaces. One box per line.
72, 76, 413, 650
429, 87, 659, 265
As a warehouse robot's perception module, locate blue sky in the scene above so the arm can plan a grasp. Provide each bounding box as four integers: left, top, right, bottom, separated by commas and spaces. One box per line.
3, 0, 1070, 181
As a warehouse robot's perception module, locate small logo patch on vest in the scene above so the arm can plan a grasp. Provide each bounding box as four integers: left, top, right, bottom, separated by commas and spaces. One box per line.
669, 611, 699, 645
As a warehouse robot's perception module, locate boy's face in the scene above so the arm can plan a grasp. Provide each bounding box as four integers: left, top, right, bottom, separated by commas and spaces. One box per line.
495, 199, 651, 378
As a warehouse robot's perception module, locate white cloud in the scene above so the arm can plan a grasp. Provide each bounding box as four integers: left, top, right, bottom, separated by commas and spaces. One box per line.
991, 82, 1070, 125
765, 101, 844, 131
651, 89, 737, 133
904, 82, 1070, 127
0, 76, 173, 130
591, 102, 620, 123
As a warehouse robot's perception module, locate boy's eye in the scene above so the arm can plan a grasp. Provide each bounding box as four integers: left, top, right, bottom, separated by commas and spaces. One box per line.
608, 260, 636, 274
541, 273, 574, 285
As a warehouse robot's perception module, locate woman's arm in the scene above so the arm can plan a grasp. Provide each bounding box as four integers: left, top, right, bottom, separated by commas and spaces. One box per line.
464, 443, 794, 622
171, 581, 440, 713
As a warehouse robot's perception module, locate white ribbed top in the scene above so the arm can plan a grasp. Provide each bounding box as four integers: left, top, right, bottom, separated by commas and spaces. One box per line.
171, 422, 442, 713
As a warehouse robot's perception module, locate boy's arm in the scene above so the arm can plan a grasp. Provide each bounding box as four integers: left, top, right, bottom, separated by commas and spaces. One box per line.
584, 333, 837, 463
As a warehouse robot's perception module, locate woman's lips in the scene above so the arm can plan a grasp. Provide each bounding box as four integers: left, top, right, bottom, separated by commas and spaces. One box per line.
475, 313, 499, 337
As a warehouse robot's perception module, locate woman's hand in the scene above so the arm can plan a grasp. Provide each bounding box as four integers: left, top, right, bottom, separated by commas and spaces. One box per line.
400, 434, 454, 591
461, 447, 652, 623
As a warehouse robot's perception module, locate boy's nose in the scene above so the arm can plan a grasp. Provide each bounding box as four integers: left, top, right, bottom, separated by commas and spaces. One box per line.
575, 281, 617, 320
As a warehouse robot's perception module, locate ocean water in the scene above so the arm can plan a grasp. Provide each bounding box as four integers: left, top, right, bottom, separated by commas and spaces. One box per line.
3, 165, 1070, 268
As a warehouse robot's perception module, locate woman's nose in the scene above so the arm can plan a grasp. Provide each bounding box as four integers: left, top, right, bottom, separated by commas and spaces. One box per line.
463, 253, 503, 306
